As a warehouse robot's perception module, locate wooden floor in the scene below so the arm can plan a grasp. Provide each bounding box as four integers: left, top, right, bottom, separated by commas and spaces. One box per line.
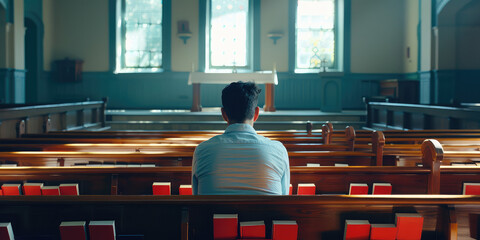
106, 108, 366, 131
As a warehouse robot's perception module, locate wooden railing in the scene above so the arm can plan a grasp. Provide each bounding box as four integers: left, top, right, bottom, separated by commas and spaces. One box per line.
366, 102, 480, 130
0, 99, 108, 138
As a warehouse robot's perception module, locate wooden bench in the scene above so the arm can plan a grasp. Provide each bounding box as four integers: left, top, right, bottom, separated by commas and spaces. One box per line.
0, 148, 382, 167
0, 139, 443, 195
325, 126, 480, 166
20, 122, 356, 146
0, 195, 474, 239
0, 165, 437, 196
0, 126, 383, 166
2, 140, 480, 239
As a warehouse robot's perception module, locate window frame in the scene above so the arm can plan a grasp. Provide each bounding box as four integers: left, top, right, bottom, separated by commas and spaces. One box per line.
289, 0, 343, 73
204, 0, 254, 73
114, 0, 171, 73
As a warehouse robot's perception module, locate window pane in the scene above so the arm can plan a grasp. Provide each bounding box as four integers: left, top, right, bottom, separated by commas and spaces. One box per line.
296, 0, 335, 69
210, 0, 248, 67
124, 0, 163, 68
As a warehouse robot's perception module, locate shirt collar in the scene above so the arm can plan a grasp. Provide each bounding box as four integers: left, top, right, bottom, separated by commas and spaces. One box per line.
224, 123, 257, 134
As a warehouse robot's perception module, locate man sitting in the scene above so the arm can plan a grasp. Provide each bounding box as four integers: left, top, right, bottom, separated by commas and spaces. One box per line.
192, 81, 290, 195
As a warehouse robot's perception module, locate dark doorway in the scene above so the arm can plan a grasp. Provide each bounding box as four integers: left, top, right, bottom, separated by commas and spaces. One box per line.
25, 18, 38, 103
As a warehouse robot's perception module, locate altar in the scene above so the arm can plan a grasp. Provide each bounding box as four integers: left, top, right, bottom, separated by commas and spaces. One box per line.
187, 71, 278, 112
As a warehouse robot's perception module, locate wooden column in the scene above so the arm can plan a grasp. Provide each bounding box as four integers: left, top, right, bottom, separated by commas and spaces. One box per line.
191, 83, 202, 112
264, 83, 276, 112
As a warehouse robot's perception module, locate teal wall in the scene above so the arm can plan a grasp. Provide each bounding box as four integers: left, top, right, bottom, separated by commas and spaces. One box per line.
0, 0, 13, 22
42, 71, 422, 110
20, 0, 480, 109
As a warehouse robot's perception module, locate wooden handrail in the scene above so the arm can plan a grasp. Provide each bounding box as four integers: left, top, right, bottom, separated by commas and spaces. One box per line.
367, 102, 480, 130
0, 101, 104, 120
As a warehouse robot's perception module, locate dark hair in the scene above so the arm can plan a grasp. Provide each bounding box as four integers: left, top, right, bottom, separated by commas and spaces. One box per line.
222, 81, 261, 123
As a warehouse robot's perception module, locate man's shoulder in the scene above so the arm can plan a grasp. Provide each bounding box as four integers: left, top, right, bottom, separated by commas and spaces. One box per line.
196, 135, 221, 148
195, 132, 287, 152
261, 137, 287, 150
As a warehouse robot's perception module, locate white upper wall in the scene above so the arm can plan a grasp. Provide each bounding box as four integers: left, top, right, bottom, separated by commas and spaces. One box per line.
456, 1, 480, 69
351, 0, 418, 73
403, 0, 418, 73
42, 0, 54, 70
13, 0, 24, 69
43, 0, 109, 71
171, 0, 198, 72
0, 5, 6, 68
420, 0, 432, 72
41, 0, 424, 73
437, 0, 480, 70
260, 0, 289, 72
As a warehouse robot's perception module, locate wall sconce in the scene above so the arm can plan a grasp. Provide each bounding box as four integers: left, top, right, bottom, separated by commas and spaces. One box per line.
177, 20, 192, 44
267, 32, 284, 45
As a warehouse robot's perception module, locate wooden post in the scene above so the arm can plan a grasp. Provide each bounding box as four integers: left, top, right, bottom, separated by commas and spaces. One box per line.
16, 120, 25, 138
345, 126, 356, 151
371, 131, 385, 166
306, 121, 313, 135
326, 122, 333, 133
61, 112, 68, 130
181, 208, 189, 240
421, 139, 443, 194
437, 205, 457, 240
77, 109, 85, 128
101, 97, 108, 127
191, 83, 202, 112
111, 174, 119, 195
57, 158, 65, 167
43, 117, 51, 133
321, 124, 330, 144
264, 83, 276, 112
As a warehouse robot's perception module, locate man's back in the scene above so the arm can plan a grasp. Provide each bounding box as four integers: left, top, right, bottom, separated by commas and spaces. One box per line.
192, 123, 290, 195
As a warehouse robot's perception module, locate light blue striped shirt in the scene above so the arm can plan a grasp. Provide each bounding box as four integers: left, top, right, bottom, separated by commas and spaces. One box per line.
192, 123, 290, 195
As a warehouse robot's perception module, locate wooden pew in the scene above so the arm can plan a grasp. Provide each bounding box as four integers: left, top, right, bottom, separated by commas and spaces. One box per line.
28, 121, 320, 137
0, 148, 382, 166
0, 126, 382, 166
0, 195, 472, 239
0, 139, 443, 195
347, 128, 480, 166
0, 164, 437, 196
19, 123, 356, 147
3, 140, 480, 239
